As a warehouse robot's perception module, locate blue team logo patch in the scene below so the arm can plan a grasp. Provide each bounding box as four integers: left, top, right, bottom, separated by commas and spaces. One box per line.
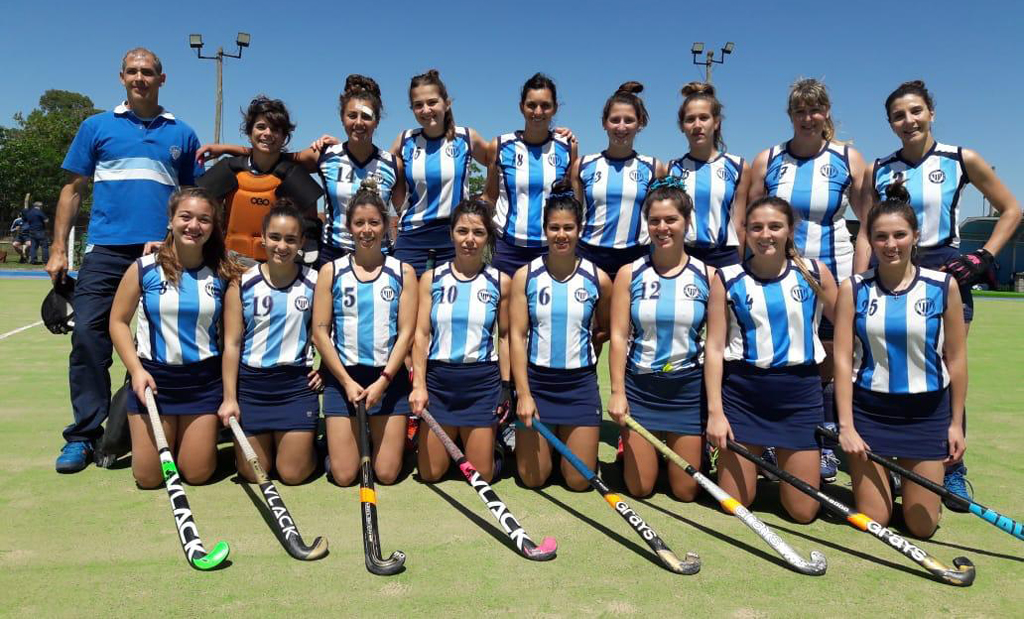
477, 289, 493, 304
169, 146, 181, 161
574, 288, 589, 303
444, 143, 457, 157
679, 169, 690, 180
914, 298, 936, 316
716, 167, 734, 182
380, 286, 397, 302
629, 169, 648, 183
158, 281, 168, 295
294, 296, 311, 312
790, 286, 812, 302
819, 164, 839, 179
547, 153, 564, 167
371, 171, 386, 185
683, 284, 701, 299
928, 170, 946, 184
204, 281, 216, 297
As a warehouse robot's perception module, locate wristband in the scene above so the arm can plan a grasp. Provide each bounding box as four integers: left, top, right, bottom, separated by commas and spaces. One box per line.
380, 369, 393, 383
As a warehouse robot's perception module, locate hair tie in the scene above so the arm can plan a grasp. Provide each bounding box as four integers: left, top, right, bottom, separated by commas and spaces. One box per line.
649, 176, 686, 192
548, 189, 575, 200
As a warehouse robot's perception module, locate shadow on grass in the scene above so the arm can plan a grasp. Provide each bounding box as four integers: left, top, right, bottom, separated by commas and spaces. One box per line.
422, 483, 525, 557
233, 475, 329, 558
921, 536, 1024, 563
533, 488, 668, 570
599, 420, 620, 450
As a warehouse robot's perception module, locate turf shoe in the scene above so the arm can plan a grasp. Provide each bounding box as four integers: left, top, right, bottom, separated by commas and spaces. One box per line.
55, 440, 93, 473
942, 463, 973, 512
819, 449, 840, 483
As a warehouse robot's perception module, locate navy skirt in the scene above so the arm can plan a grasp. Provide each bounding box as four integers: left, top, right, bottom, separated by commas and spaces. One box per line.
491, 236, 547, 276
322, 364, 411, 417
426, 361, 501, 427
393, 220, 455, 276
527, 364, 602, 427
238, 363, 319, 434
722, 361, 822, 450
576, 242, 648, 279
625, 365, 704, 436
852, 386, 950, 460
127, 357, 222, 416
686, 244, 742, 269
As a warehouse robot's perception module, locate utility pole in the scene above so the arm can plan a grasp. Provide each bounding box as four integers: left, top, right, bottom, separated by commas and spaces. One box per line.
691, 42, 735, 85
189, 33, 251, 144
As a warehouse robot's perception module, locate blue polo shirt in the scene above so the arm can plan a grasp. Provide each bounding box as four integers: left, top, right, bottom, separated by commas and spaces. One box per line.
62, 103, 203, 245
23, 207, 48, 233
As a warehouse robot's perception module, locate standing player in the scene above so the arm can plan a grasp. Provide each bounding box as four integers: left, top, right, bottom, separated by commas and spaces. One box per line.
869, 80, 1021, 507
705, 196, 838, 523
574, 81, 664, 276
607, 178, 709, 500
486, 73, 578, 276
669, 82, 750, 268
389, 70, 492, 276
219, 201, 322, 485
409, 199, 509, 482
108, 187, 241, 488
197, 96, 323, 265
49, 48, 203, 473
833, 183, 967, 538
10, 213, 30, 263
312, 180, 418, 486
748, 78, 870, 482
511, 179, 612, 490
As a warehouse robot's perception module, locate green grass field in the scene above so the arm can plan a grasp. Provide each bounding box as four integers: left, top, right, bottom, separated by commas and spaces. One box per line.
1, 279, 1021, 617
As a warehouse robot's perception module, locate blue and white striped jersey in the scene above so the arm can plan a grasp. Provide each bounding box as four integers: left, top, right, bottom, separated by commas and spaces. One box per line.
330, 255, 405, 366
136, 254, 225, 365
668, 153, 743, 248
319, 144, 397, 251
627, 255, 709, 374
720, 261, 824, 368
873, 142, 968, 249
526, 257, 601, 369
852, 267, 950, 394
239, 265, 317, 368
398, 126, 472, 232
494, 132, 572, 247
428, 262, 501, 363
579, 151, 656, 249
764, 142, 854, 280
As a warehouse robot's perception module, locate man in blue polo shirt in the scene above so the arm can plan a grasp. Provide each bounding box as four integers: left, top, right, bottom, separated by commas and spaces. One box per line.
47, 47, 203, 473
24, 201, 50, 264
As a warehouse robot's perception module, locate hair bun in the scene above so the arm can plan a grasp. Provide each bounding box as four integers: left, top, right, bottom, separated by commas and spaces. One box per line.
903, 79, 927, 90
680, 81, 714, 98
425, 68, 441, 80
549, 176, 574, 197
344, 74, 381, 98
358, 177, 380, 195
616, 81, 644, 95
886, 181, 911, 203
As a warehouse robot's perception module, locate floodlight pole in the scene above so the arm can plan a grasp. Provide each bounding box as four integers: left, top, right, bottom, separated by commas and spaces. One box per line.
189, 34, 250, 144
691, 42, 735, 85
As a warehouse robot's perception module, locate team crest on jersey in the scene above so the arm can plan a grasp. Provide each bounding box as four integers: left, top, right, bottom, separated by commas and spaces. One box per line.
477, 289, 493, 304
790, 285, 812, 302
204, 281, 216, 297
819, 164, 839, 179
914, 298, 936, 316
679, 169, 690, 180
928, 170, 946, 184
716, 167, 734, 182
629, 169, 649, 183
169, 146, 181, 161
444, 143, 457, 157
574, 288, 589, 303
371, 171, 386, 185
547, 153, 563, 167
159, 281, 168, 295
682, 284, 701, 300
294, 296, 311, 312
380, 286, 397, 302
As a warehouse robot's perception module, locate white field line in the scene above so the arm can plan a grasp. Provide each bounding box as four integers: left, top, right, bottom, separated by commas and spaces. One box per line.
0, 320, 44, 341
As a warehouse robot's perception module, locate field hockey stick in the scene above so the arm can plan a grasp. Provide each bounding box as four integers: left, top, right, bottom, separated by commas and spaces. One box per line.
816, 425, 1023, 543
356, 400, 406, 575
623, 416, 827, 575
519, 419, 700, 574
417, 408, 556, 560
227, 417, 328, 560
726, 438, 976, 586
143, 387, 230, 570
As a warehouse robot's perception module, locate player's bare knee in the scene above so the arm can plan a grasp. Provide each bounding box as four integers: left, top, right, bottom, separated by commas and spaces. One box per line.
134, 471, 163, 489
375, 463, 400, 485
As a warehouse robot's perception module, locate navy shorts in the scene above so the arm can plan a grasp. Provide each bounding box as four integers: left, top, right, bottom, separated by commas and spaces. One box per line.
852, 386, 951, 460
527, 364, 602, 427
323, 364, 411, 417
393, 220, 455, 276
626, 365, 704, 436
722, 361, 822, 450
127, 357, 222, 416
686, 244, 742, 269
426, 361, 501, 427
316, 243, 349, 268
870, 245, 972, 322
576, 242, 648, 279
238, 364, 320, 434
491, 236, 547, 276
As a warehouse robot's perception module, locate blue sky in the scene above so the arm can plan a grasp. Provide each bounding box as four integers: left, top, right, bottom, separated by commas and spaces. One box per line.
3, 1, 1022, 220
